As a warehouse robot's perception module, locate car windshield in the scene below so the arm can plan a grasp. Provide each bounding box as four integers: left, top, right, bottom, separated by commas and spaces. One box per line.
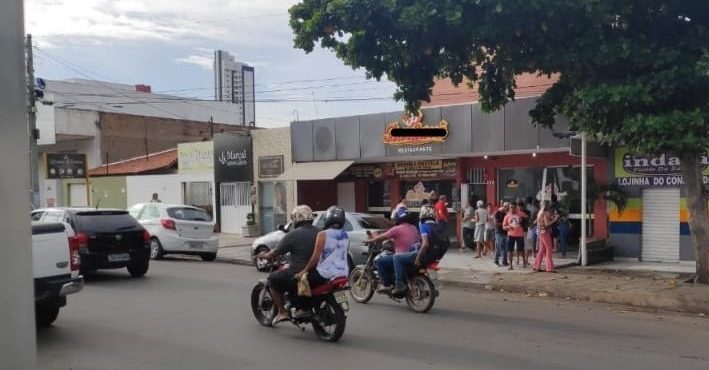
357, 216, 392, 230
167, 207, 213, 222
127, 205, 142, 218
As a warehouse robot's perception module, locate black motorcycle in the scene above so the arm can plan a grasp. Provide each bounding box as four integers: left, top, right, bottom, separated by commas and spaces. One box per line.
251, 259, 350, 342
348, 232, 439, 313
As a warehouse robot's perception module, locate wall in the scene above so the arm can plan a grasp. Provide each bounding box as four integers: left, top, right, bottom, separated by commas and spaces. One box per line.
55, 108, 100, 137
297, 181, 338, 212
99, 112, 247, 163
422, 73, 558, 107
252, 127, 294, 233
90, 176, 127, 209
125, 173, 215, 208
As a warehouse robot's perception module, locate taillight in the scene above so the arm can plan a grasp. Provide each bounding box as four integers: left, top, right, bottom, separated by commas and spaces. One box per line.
143, 230, 151, 243
68, 233, 88, 271
160, 218, 176, 230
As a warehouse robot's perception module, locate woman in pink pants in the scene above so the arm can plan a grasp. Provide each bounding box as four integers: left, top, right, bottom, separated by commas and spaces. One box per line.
533, 202, 559, 273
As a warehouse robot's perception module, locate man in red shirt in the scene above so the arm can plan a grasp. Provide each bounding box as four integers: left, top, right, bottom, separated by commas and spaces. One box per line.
435, 195, 449, 231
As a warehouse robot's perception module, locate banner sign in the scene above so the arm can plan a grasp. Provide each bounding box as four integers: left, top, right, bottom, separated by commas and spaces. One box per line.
394, 159, 457, 179
178, 141, 214, 174
258, 156, 284, 178
214, 133, 252, 183
46, 153, 87, 179
614, 148, 709, 186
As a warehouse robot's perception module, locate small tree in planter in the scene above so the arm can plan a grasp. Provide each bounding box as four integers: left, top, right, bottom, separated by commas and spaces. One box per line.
242, 213, 259, 237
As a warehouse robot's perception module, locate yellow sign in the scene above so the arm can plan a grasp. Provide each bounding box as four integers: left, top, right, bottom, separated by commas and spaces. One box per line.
382, 111, 448, 146
178, 141, 214, 174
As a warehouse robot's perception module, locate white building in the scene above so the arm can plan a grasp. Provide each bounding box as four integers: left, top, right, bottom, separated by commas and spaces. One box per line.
214, 50, 255, 126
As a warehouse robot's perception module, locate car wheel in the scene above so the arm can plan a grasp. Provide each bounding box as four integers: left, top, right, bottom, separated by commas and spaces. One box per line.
149, 238, 165, 260
201, 253, 217, 262
36, 304, 60, 327
254, 246, 271, 272
127, 255, 150, 278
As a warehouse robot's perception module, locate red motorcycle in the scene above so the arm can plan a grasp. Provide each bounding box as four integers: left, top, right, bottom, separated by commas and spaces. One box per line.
251, 259, 350, 342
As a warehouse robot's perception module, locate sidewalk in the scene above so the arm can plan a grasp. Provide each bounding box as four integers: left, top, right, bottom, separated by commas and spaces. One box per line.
214, 235, 709, 315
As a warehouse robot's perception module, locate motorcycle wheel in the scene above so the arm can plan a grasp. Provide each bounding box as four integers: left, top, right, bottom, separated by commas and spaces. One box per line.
251, 282, 276, 327
311, 296, 346, 342
348, 266, 375, 303
405, 274, 436, 313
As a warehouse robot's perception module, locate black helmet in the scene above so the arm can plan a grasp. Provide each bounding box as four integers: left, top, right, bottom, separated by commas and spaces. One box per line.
323, 206, 346, 229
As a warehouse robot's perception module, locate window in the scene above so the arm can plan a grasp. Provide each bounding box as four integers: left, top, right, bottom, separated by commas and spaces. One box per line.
344, 219, 353, 232
31, 211, 44, 221
167, 207, 212, 222
44, 210, 64, 223
127, 205, 144, 219
357, 216, 392, 230
367, 181, 391, 209
75, 211, 140, 233
141, 205, 161, 220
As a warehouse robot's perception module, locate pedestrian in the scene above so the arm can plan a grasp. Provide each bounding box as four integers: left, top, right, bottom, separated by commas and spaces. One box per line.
534, 201, 559, 273
502, 202, 528, 270
435, 195, 449, 231
150, 193, 162, 203
473, 200, 488, 258
493, 202, 510, 267
461, 199, 475, 252
555, 206, 571, 258
391, 196, 408, 220
517, 199, 532, 268
485, 203, 496, 256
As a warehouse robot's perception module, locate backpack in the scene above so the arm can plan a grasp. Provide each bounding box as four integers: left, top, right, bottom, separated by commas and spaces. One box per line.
425, 223, 450, 261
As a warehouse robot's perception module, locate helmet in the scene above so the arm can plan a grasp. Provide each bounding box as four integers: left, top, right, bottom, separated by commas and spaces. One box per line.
290, 205, 314, 225
323, 205, 346, 229
476, 200, 485, 208
394, 207, 410, 224
419, 204, 435, 221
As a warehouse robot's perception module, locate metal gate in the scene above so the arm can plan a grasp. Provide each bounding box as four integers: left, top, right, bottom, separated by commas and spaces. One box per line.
220, 182, 251, 234
641, 188, 680, 262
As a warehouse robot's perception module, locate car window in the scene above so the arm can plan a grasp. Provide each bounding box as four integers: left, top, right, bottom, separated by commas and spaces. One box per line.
314, 215, 326, 229
31, 211, 44, 221
75, 211, 141, 232
344, 219, 353, 232
141, 205, 161, 220
357, 216, 392, 230
167, 207, 212, 222
127, 205, 144, 219
44, 210, 64, 223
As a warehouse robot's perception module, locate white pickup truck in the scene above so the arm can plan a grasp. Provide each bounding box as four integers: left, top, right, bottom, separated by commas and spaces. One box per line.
32, 222, 84, 327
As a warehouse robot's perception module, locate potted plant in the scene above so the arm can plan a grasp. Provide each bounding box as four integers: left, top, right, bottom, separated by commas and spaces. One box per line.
242, 213, 259, 237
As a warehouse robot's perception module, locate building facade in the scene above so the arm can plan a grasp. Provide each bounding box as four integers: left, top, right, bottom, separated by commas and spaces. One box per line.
214, 50, 255, 126
251, 127, 294, 234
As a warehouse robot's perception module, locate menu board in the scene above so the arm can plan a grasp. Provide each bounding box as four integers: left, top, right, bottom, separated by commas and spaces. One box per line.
394, 159, 457, 179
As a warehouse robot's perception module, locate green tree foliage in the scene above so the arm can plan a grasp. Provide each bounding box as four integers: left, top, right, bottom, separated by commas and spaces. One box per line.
290, 0, 709, 282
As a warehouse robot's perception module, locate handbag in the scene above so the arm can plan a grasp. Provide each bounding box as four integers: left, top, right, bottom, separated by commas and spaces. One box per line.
297, 273, 311, 297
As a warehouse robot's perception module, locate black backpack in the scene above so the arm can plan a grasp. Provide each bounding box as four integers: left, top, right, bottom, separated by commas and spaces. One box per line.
425, 223, 450, 261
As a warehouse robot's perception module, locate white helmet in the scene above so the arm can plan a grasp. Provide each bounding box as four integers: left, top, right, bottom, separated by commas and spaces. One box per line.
419, 204, 435, 221
476, 200, 485, 208
290, 205, 314, 224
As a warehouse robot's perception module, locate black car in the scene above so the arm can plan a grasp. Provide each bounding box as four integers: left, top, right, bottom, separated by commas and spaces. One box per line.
32, 208, 151, 277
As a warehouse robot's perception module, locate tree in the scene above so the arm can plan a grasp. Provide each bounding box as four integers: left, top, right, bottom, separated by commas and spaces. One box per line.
289, 0, 709, 282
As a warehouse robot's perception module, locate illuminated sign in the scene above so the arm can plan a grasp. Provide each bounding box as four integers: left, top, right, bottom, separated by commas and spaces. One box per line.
383, 111, 448, 146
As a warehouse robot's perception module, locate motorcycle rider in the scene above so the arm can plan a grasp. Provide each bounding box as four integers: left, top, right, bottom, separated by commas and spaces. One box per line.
295, 205, 350, 295
258, 205, 318, 325
366, 207, 420, 294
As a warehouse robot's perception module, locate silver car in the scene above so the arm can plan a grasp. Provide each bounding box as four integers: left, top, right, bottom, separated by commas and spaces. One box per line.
251, 212, 391, 271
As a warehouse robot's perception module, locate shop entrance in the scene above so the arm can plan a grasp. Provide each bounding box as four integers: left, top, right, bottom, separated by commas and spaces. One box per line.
219, 182, 251, 234
641, 188, 680, 262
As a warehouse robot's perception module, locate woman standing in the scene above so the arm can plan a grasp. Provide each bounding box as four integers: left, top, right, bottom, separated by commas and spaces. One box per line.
533, 201, 559, 273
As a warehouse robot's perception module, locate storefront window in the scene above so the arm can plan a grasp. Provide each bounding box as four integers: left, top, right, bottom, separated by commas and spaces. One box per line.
498, 166, 594, 214
367, 181, 391, 209
400, 181, 455, 208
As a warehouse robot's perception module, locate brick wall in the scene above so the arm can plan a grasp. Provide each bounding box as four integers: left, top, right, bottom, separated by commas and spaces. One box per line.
423, 73, 558, 107
98, 112, 247, 162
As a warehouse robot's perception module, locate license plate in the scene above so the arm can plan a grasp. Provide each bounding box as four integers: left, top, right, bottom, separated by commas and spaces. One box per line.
334, 290, 349, 304
108, 253, 130, 262
189, 241, 204, 249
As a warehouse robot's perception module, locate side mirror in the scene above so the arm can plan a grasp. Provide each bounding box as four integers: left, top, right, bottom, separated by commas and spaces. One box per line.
277, 224, 286, 232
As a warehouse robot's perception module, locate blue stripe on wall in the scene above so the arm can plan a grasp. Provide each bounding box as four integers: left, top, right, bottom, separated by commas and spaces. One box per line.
610, 222, 691, 235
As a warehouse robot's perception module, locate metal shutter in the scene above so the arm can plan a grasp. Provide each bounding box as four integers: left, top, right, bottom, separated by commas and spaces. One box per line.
641, 188, 680, 262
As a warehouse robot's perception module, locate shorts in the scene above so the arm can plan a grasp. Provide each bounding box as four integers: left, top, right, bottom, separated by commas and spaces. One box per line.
474, 225, 486, 243
484, 228, 495, 242
268, 269, 296, 295
507, 236, 525, 253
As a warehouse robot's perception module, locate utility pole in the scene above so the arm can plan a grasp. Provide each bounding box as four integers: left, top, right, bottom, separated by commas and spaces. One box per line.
25, 34, 40, 209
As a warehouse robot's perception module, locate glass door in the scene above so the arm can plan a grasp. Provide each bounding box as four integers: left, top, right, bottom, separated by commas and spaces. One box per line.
259, 182, 275, 233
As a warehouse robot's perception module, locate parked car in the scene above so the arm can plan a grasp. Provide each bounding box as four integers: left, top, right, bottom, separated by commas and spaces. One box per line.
250, 212, 391, 271
32, 208, 150, 277
31, 222, 84, 327
128, 203, 219, 261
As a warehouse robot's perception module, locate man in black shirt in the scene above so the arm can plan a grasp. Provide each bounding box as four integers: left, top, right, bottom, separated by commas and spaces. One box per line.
259, 205, 318, 324
494, 202, 510, 266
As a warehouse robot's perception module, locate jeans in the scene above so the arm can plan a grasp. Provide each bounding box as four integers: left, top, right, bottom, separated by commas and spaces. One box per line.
462, 227, 475, 249
393, 251, 418, 289
557, 222, 570, 256
494, 234, 508, 264
375, 253, 395, 287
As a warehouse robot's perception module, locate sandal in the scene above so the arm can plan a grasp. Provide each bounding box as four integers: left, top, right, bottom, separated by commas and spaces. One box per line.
272, 314, 290, 326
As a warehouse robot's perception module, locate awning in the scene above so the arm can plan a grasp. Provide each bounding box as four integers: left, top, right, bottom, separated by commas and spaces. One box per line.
275, 161, 354, 181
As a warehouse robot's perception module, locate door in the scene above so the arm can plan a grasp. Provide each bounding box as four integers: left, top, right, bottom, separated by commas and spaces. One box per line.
642, 188, 680, 262
220, 182, 251, 234
337, 182, 356, 212
69, 183, 88, 207
260, 182, 275, 233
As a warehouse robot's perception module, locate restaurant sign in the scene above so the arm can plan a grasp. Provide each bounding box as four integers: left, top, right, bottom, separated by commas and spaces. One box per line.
46, 153, 87, 179
614, 148, 709, 186
383, 111, 448, 146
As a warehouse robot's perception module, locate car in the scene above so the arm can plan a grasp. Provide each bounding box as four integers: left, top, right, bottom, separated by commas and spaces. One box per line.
250, 212, 391, 272
128, 203, 219, 261
32, 207, 150, 277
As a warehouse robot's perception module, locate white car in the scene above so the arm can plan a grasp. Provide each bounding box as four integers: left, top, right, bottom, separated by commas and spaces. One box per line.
128, 203, 219, 261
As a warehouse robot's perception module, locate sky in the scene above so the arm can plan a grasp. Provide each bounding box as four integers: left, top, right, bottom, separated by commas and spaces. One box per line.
25, 0, 403, 128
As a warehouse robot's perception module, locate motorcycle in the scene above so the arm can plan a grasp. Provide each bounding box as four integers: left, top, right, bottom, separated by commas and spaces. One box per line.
348, 232, 440, 313
250, 258, 350, 342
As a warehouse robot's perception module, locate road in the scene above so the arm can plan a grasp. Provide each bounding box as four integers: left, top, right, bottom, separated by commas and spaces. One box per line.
38, 259, 709, 370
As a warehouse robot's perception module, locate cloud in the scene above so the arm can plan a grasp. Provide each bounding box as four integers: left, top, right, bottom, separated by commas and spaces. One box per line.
175, 55, 213, 70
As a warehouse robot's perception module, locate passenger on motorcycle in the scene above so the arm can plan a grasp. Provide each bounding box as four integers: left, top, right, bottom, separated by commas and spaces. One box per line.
415, 204, 437, 270
258, 205, 318, 325
295, 205, 350, 297
366, 207, 420, 295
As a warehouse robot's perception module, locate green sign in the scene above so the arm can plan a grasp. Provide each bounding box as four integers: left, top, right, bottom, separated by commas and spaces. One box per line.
178, 141, 214, 174
614, 148, 709, 186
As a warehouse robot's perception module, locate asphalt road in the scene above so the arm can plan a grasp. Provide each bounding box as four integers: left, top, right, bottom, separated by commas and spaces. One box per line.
38, 259, 709, 370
